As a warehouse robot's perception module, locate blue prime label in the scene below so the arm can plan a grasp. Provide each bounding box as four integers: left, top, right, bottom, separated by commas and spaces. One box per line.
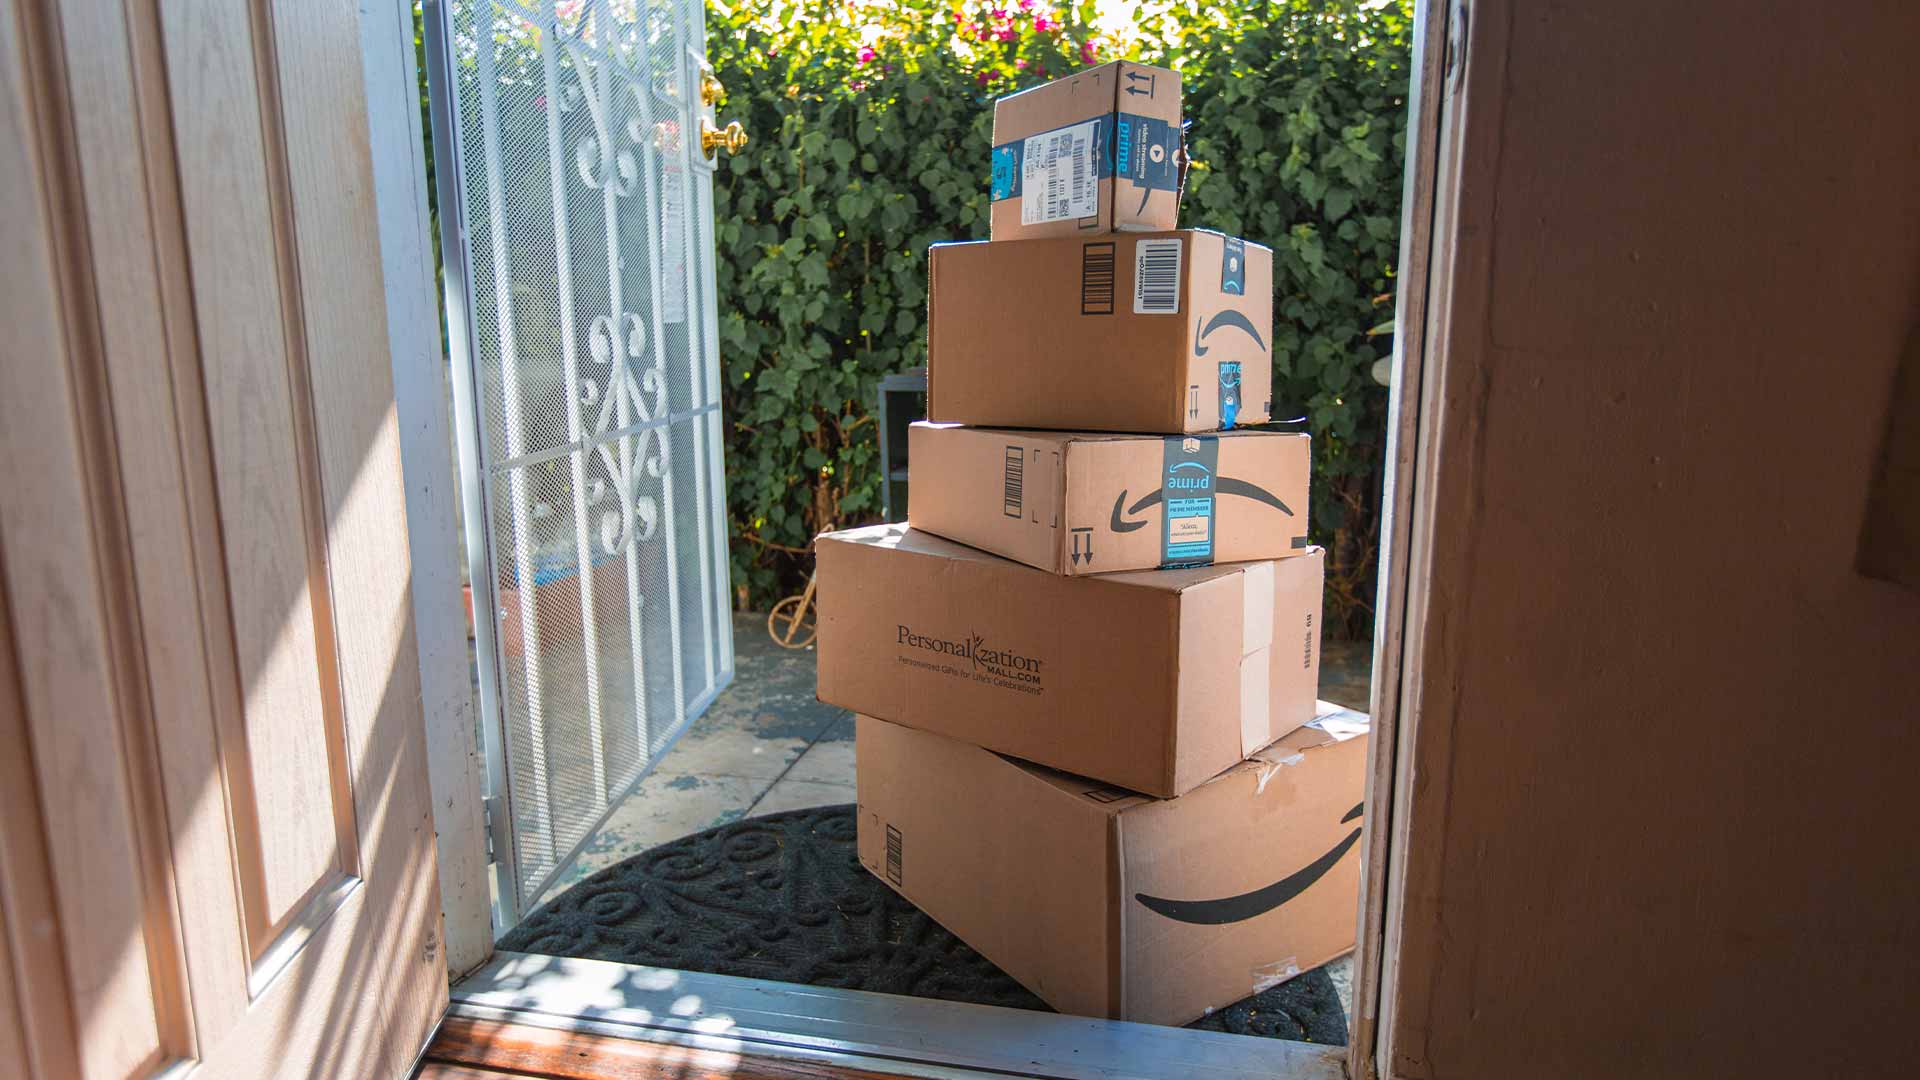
1218, 361, 1243, 430
1161, 435, 1220, 566
1221, 236, 1247, 295
991, 144, 1020, 200
1114, 113, 1179, 193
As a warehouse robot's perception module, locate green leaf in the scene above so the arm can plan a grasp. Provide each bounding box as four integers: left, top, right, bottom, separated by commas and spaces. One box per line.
1325, 186, 1354, 222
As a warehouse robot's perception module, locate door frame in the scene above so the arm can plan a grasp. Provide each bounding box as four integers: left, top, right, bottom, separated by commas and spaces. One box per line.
358, 0, 492, 982
385, 0, 1463, 1075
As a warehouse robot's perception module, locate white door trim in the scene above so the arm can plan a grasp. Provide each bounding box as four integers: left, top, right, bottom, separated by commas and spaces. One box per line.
357, 0, 490, 977
1351, 0, 1459, 1077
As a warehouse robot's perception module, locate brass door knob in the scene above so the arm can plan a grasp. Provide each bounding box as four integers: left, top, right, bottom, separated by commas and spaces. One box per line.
700, 72, 726, 106
700, 118, 748, 159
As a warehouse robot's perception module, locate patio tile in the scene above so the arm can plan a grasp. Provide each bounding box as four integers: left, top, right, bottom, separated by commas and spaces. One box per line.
814, 711, 856, 743
537, 770, 762, 903
749, 776, 856, 816
654, 711, 809, 778
782, 736, 856, 785
1326, 955, 1354, 1020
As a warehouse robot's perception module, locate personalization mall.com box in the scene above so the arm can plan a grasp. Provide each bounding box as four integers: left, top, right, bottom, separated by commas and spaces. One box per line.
908, 422, 1311, 576
856, 704, 1369, 1026
928, 230, 1272, 434
816, 523, 1322, 797
990, 60, 1183, 242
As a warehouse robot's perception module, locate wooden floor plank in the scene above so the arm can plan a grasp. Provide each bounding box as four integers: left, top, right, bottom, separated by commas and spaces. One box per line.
417, 1063, 539, 1080
422, 1016, 919, 1080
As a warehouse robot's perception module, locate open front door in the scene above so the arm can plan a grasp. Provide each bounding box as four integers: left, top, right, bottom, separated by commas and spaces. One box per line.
0, 1, 445, 1077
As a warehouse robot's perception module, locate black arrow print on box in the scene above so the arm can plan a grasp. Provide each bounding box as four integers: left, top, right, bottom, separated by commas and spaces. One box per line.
1070, 527, 1094, 566
1192, 309, 1268, 357
1109, 477, 1295, 533
1134, 802, 1364, 925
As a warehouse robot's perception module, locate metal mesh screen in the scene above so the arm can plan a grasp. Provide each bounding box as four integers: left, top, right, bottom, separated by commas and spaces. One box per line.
438, 0, 733, 916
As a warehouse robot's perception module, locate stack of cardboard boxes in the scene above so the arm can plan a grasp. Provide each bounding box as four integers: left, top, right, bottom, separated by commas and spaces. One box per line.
814, 62, 1370, 1027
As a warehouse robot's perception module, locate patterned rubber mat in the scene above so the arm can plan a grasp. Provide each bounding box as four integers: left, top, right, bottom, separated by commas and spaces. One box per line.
501, 803, 1348, 1044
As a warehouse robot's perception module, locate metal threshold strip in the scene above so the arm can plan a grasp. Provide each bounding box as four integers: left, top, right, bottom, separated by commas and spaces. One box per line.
451, 952, 1345, 1080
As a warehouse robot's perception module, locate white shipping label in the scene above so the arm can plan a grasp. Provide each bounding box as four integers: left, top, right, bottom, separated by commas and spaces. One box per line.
1133, 237, 1184, 314
1021, 119, 1099, 226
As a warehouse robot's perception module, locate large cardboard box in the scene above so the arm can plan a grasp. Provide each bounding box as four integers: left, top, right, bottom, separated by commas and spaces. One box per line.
856, 704, 1369, 1026
908, 421, 1311, 575
989, 60, 1182, 241
928, 231, 1273, 433
816, 523, 1323, 797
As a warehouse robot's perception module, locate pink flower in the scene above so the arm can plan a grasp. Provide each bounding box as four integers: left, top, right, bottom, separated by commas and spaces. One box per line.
1034, 16, 1053, 32
996, 27, 1016, 41
990, 7, 1008, 19
1015, 58, 1027, 69
1080, 40, 1097, 63
858, 46, 877, 63
1018, 0, 1035, 9
976, 70, 993, 86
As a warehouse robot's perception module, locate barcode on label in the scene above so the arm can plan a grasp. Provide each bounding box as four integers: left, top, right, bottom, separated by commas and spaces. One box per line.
1134, 238, 1183, 314
1021, 119, 1099, 225
1003, 446, 1024, 518
885, 824, 903, 885
1081, 242, 1116, 315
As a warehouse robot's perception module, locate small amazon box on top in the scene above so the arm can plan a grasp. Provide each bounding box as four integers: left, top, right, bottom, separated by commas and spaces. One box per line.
908, 422, 1310, 575
856, 705, 1369, 1026
990, 60, 1183, 241
927, 230, 1272, 434
815, 523, 1323, 797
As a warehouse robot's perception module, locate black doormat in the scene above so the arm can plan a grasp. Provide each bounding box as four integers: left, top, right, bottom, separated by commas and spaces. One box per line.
501, 804, 1348, 1045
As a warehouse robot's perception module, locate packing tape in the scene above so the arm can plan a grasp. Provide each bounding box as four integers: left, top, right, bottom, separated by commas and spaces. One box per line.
1239, 563, 1276, 756
1240, 654, 1270, 757
1251, 750, 1304, 795
1251, 957, 1302, 995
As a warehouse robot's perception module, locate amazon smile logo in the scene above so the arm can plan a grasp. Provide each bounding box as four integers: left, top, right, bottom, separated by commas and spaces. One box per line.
1192, 309, 1268, 357
1134, 802, 1363, 925
1110, 476, 1295, 533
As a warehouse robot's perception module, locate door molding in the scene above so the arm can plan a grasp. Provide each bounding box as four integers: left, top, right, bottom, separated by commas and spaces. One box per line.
1349, 1, 1459, 1078
357, 0, 491, 981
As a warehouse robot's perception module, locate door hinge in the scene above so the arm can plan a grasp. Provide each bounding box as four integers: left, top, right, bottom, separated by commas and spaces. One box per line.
483, 794, 503, 864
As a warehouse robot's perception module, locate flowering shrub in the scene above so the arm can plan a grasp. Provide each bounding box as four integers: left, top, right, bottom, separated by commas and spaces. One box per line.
710, 1, 1410, 634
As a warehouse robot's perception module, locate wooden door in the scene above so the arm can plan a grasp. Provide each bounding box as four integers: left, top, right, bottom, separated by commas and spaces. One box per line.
0, 1, 446, 1077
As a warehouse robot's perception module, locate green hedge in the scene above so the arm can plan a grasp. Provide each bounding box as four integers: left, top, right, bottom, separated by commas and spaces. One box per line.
710, 1, 1410, 635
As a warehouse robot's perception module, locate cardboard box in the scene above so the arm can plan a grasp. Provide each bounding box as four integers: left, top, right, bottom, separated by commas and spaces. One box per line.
928, 231, 1273, 433
908, 422, 1311, 575
990, 60, 1183, 241
816, 523, 1323, 797
856, 704, 1369, 1026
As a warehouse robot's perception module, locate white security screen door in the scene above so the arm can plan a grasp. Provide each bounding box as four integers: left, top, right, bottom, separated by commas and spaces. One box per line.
425, 0, 735, 927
